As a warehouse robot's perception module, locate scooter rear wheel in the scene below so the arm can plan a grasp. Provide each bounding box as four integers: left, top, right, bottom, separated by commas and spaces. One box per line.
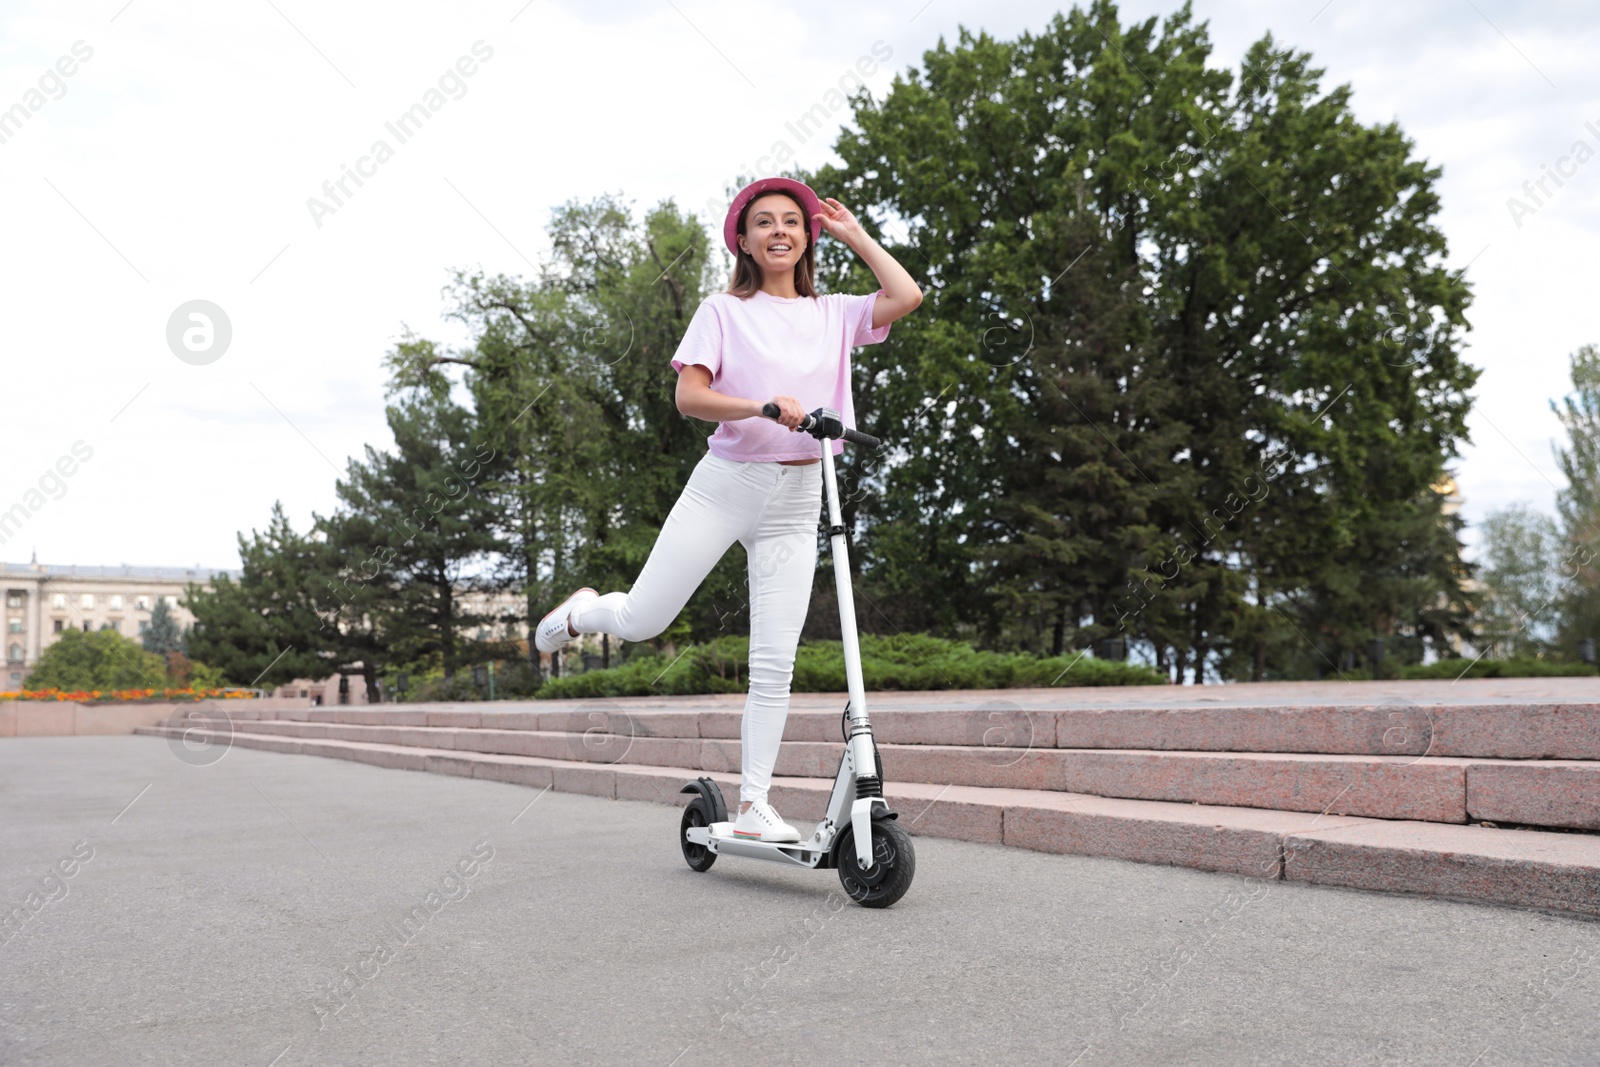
836, 818, 915, 908
680, 797, 717, 872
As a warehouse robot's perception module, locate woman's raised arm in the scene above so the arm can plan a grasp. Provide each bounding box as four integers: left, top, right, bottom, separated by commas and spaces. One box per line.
813, 197, 923, 329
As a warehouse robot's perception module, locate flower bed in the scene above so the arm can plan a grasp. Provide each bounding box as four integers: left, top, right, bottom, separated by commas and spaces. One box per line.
0, 687, 260, 703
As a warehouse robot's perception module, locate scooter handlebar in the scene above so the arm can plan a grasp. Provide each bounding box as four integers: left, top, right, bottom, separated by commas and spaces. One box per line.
761, 403, 882, 451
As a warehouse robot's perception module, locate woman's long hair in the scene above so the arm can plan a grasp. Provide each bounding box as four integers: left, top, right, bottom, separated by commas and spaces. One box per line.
726, 191, 818, 299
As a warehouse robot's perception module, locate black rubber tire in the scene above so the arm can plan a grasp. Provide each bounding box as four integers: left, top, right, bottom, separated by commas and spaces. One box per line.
836, 818, 915, 908
680, 797, 717, 872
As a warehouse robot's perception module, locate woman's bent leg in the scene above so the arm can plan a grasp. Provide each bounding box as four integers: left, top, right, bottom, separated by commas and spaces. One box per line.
740, 464, 823, 805
572, 453, 761, 643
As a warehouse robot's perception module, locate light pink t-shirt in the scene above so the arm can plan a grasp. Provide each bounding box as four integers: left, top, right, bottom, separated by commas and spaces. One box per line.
670, 288, 891, 461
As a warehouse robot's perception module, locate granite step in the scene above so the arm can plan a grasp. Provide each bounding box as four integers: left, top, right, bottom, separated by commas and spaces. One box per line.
217, 700, 1600, 759
214, 717, 1600, 829
132, 724, 1600, 919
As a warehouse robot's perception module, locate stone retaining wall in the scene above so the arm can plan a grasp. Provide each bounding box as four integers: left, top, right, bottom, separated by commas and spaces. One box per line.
1, 701, 235, 737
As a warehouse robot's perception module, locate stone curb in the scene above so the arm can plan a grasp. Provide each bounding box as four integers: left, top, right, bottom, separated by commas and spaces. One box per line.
209, 718, 1600, 828
134, 725, 1600, 918
197, 701, 1600, 760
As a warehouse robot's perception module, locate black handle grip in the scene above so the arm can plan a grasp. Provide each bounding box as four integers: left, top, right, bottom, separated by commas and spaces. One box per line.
760, 403, 881, 451
843, 426, 882, 450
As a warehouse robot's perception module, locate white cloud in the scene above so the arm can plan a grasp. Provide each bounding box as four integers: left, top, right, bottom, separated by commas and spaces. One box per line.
1, 0, 1596, 570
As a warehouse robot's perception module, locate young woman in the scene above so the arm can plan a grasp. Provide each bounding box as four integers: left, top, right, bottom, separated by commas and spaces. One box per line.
534, 177, 923, 842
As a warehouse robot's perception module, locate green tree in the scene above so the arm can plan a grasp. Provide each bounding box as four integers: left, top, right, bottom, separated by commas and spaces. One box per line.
25, 628, 169, 690
142, 598, 182, 656
320, 388, 501, 683
817, 0, 1477, 678
1477, 503, 1561, 659
1554, 345, 1600, 525
385, 197, 723, 672
184, 502, 338, 689
1552, 343, 1600, 655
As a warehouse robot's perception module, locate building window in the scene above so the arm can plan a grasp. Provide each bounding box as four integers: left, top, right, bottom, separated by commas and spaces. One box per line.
8, 671, 19, 684
163, 595, 178, 609
7, 644, 20, 663
100, 620, 118, 633
137, 620, 148, 635
6, 593, 21, 608
53, 619, 64, 633
136, 595, 150, 611
80, 593, 95, 609
7, 619, 20, 633
81, 621, 90, 632
52, 593, 66, 609
109, 594, 123, 611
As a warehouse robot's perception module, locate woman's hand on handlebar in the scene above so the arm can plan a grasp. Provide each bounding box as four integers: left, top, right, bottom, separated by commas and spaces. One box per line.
763, 395, 806, 431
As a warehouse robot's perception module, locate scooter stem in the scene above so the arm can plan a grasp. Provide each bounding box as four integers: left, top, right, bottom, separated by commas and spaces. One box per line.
818, 439, 872, 745
818, 438, 882, 872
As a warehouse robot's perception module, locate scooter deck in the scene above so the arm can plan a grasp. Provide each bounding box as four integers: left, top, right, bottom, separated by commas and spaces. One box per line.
712, 821, 808, 843
687, 822, 828, 867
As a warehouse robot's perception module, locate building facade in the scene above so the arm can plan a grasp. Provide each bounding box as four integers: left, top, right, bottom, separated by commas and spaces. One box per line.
5, 556, 577, 693
270, 671, 377, 707
1, 556, 239, 687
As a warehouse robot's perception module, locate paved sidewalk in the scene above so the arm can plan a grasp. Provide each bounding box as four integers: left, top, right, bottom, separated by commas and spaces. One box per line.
2, 736, 1598, 1066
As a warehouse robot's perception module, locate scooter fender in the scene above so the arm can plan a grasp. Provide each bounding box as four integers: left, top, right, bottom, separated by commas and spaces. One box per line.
679, 777, 727, 824
849, 797, 895, 869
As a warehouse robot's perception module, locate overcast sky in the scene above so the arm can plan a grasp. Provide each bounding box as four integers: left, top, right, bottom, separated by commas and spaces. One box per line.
2, 0, 1596, 573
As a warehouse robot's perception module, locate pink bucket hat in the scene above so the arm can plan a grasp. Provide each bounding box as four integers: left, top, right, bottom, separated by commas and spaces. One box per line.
723, 177, 823, 256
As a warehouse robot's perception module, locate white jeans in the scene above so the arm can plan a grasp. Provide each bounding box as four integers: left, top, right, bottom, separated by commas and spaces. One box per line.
570, 450, 823, 805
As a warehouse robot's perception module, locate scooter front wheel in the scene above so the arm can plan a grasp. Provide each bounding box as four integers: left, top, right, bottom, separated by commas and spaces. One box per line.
680, 797, 717, 872
836, 818, 915, 908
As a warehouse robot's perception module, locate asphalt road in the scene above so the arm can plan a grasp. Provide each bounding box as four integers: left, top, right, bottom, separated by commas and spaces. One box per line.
2, 736, 1597, 1066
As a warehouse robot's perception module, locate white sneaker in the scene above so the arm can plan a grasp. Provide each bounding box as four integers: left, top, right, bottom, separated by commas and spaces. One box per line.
732, 801, 800, 843
534, 588, 597, 653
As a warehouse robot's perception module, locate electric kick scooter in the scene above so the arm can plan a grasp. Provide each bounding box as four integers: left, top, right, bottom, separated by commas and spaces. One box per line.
678, 405, 916, 908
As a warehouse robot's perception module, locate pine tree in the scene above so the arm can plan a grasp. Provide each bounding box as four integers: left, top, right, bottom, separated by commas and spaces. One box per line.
322, 388, 501, 683
384, 199, 721, 673
1552, 344, 1600, 656
818, 0, 1477, 677
142, 597, 182, 656
184, 503, 337, 688
1477, 503, 1562, 659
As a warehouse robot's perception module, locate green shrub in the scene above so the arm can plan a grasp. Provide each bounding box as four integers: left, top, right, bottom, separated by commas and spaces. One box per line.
1398, 657, 1598, 680
388, 655, 554, 702
535, 633, 1166, 699
533, 635, 748, 700
26, 628, 177, 690
405, 671, 486, 702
